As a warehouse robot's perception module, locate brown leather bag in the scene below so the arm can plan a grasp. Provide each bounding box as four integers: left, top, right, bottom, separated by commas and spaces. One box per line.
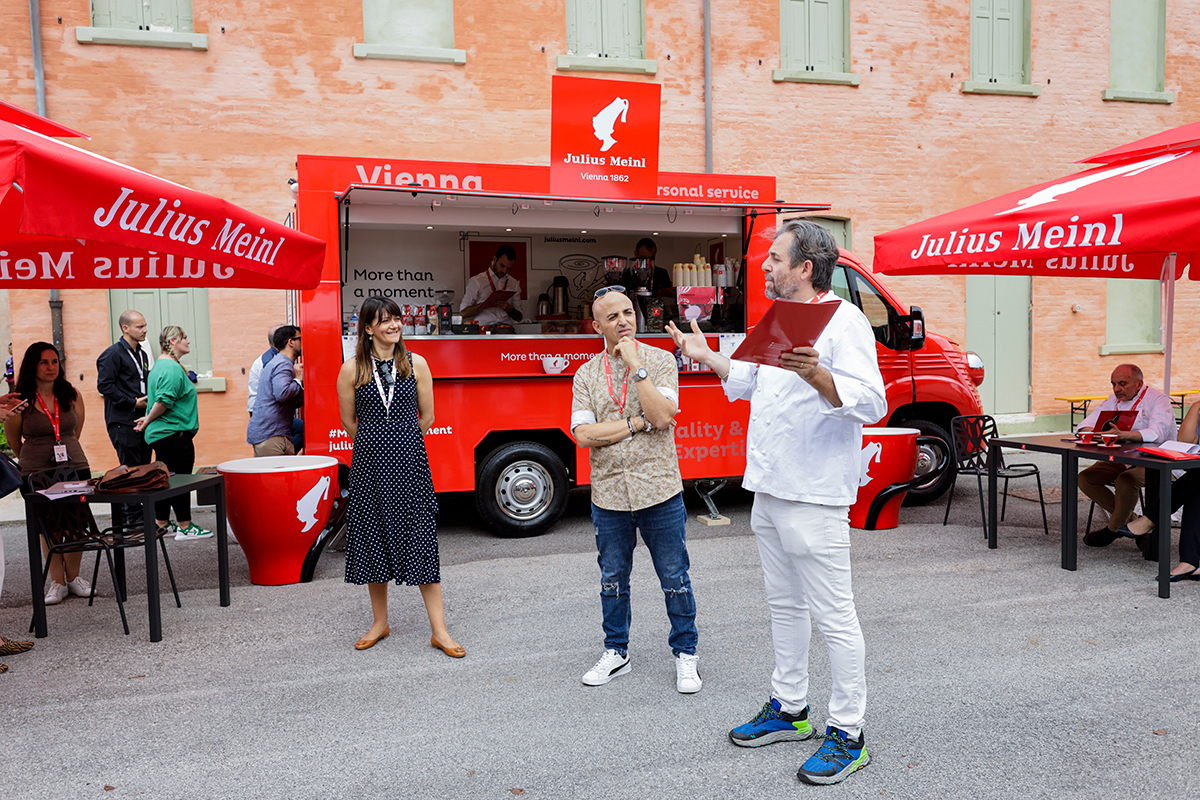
92, 462, 171, 493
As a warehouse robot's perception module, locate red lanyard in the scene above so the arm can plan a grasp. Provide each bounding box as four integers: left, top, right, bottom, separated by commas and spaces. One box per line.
604, 348, 633, 414
36, 393, 61, 443
487, 270, 506, 292
1126, 386, 1146, 412
808, 290, 833, 304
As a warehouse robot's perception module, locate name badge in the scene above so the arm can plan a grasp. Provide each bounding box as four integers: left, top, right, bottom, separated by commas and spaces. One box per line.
53, 444, 68, 463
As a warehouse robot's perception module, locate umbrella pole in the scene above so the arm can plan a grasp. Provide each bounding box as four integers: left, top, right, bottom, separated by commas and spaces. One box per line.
1162, 253, 1175, 395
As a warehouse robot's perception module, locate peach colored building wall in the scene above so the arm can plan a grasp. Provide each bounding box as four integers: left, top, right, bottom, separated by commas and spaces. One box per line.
3, 0, 1199, 468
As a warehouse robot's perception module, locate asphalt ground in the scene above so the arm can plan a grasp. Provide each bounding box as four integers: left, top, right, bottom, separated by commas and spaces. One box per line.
1, 450, 1197, 799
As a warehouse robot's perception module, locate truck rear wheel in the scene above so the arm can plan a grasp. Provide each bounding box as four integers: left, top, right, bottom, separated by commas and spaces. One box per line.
899, 419, 954, 506
475, 442, 570, 537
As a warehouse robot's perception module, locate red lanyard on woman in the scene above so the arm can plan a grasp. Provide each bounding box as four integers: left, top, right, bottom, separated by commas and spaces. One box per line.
604, 342, 636, 414
36, 393, 60, 442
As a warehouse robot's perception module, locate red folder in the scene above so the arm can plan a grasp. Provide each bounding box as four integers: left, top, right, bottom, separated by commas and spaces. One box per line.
1136, 446, 1200, 461
731, 299, 840, 368
1094, 409, 1138, 432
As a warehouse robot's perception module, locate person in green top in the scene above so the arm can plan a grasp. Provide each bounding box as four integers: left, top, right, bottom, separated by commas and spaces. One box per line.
134, 326, 213, 542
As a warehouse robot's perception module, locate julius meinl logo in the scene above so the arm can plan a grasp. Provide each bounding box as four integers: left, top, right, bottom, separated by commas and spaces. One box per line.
561, 95, 646, 169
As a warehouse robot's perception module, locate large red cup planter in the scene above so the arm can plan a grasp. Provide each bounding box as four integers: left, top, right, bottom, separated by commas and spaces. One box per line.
217, 455, 339, 585
850, 428, 920, 530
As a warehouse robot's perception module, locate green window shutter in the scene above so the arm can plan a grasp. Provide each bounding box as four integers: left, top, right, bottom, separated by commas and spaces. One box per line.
147, 0, 177, 31
620, 0, 646, 60
782, 0, 809, 70
111, 0, 144, 29
174, 0, 194, 33
91, 0, 113, 28
781, 0, 846, 72
971, 0, 994, 80
1109, 0, 1165, 92
808, 0, 844, 73
567, 0, 605, 57
972, 0, 1028, 84
362, 0, 454, 48
109, 288, 212, 377
1105, 279, 1161, 349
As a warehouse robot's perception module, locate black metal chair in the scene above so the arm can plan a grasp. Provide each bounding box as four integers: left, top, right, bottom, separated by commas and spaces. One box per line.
25, 467, 181, 635
944, 415, 1049, 536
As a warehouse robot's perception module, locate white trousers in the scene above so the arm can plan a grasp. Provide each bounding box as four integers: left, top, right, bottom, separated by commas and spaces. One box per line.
751, 492, 866, 737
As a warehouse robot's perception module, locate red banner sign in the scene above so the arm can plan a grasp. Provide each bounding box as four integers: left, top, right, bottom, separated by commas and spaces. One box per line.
549, 76, 660, 199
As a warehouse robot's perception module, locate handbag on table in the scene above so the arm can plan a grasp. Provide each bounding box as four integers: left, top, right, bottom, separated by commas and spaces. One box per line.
91, 462, 171, 493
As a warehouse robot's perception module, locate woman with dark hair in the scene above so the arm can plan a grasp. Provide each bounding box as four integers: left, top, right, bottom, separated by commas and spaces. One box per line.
134, 326, 212, 542
335, 296, 463, 656
4, 342, 92, 605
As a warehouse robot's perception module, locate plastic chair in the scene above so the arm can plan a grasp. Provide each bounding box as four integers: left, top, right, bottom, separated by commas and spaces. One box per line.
943, 416, 1050, 536
25, 467, 181, 636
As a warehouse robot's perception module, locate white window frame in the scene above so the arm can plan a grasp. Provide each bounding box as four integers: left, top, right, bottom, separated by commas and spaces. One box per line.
354, 0, 466, 64
77, 0, 207, 50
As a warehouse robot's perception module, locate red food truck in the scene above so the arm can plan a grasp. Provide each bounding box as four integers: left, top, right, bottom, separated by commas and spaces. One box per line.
295, 155, 983, 536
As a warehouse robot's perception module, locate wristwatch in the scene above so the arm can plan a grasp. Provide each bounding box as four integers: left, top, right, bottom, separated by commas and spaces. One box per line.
631, 367, 649, 382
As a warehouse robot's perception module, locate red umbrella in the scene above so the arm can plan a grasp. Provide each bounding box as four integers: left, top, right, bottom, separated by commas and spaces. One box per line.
0, 117, 324, 289
873, 122, 1200, 392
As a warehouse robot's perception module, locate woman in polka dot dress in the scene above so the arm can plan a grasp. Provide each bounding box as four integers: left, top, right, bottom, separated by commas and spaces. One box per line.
336, 297, 464, 657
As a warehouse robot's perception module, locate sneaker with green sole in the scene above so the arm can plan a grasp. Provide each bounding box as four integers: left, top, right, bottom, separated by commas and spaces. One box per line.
797, 726, 870, 785
174, 522, 214, 541
728, 698, 814, 747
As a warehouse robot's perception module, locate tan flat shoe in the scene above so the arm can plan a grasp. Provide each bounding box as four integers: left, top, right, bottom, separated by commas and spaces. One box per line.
354, 626, 390, 650
0, 637, 35, 657
431, 636, 465, 658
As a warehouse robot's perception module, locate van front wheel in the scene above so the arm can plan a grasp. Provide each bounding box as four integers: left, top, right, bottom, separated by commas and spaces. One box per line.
475, 442, 569, 537
899, 419, 954, 506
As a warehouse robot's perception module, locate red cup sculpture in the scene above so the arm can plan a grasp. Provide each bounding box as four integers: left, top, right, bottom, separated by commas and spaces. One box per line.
218, 455, 340, 585
849, 428, 920, 530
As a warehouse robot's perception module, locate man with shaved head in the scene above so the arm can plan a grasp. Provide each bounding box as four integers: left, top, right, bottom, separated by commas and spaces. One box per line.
97, 309, 152, 470
570, 285, 701, 695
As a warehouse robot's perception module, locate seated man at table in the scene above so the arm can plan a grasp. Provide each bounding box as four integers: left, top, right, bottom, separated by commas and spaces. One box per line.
1077, 363, 1176, 547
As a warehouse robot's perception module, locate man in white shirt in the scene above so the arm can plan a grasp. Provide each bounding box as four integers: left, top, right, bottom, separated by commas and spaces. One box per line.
669, 220, 885, 786
1077, 363, 1177, 547
460, 244, 524, 326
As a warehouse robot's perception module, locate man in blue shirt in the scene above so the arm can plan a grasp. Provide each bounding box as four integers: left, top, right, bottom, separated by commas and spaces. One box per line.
247, 326, 303, 456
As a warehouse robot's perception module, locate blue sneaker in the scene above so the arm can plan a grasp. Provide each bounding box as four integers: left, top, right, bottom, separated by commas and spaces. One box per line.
728, 698, 814, 747
797, 726, 870, 785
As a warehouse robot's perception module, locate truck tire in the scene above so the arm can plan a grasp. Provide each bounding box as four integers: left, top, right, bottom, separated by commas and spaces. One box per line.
899, 419, 955, 506
475, 442, 570, 537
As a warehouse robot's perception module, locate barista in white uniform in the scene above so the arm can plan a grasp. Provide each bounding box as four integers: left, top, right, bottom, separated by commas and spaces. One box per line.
461, 244, 524, 326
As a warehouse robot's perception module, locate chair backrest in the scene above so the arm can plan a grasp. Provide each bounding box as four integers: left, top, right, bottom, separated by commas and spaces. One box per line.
949, 415, 1001, 472
24, 468, 101, 547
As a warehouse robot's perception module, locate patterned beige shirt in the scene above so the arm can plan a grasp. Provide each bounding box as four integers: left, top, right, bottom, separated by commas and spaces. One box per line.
571, 343, 682, 512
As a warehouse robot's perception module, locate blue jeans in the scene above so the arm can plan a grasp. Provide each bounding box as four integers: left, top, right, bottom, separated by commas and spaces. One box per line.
591, 493, 697, 657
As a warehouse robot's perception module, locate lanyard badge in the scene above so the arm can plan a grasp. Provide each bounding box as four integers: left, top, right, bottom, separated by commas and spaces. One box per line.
373, 359, 397, 416
127, 343, 147, 394
36, 394, 68, 462
604, 352, 630, 414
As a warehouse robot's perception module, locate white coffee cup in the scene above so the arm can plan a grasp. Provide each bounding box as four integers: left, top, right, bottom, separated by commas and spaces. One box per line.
542, 356, 569, 374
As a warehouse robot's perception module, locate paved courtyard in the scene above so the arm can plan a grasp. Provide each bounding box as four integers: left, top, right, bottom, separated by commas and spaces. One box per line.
2, 451, 1197, 799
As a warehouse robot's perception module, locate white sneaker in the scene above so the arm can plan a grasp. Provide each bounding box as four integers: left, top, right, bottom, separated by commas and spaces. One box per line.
44, 580, 69, 605
582, 648, 631, 686
675, 653, 702, 694
67, 576, 98, 598
174, 522, 214, 541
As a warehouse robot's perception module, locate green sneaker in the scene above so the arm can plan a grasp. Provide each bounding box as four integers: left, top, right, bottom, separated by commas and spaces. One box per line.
174, 522, 214, 541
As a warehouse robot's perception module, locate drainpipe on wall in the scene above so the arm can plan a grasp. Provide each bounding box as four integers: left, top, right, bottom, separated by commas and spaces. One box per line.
30, 0, 63, 358
703, 0, 713, 174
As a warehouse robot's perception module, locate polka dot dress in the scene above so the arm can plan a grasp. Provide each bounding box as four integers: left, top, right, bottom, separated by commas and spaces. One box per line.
344, 353, 440, 586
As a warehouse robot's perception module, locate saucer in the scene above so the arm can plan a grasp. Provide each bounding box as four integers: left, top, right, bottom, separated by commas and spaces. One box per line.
1095, 442, 1121, 448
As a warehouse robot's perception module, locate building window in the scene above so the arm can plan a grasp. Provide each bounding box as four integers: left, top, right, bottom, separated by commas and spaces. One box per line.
773, 0, 860, 86
962, 0, 1039, 97
108, 288, 223, 388
77, 0, 208, 50
1101, 278, 1162, 356
1103, 0, 1172, 104
557, 0, 656, 75
354, 0, 466, 64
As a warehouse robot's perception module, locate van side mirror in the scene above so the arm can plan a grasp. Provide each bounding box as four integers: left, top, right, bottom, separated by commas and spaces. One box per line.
892, 306, 926, 351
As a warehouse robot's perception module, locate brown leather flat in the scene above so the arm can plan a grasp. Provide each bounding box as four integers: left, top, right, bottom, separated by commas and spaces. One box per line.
0, 637, 35, 657
431, 636, 465, 658
354, 626, 390, 650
